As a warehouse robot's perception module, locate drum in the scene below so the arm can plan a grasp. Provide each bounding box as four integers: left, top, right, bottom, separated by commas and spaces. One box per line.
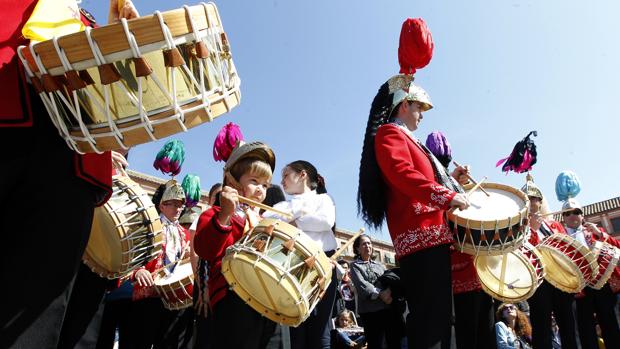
222, 218, 332, 327
536, 233, 598, 293
153, 258, 194, 310
17, 3, 240, 153
475, 242, 544, 302
448, 182, 529, 256
589, 241, 620, 290
84, 176, 163, 279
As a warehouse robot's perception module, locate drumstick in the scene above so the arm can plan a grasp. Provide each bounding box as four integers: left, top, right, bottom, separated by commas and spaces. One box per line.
453, 161, 490, 197
466, 176, 487, 199
151, 257, 191, 276
541, 208, 578, 217
237, 195, 294, 221
331, 228, 365, 261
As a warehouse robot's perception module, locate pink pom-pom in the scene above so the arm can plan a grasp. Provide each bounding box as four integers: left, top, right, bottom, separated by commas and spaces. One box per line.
213, 122, 244, 162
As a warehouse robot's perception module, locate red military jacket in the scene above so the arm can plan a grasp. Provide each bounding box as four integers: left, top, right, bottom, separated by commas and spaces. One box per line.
528, 220, 566, 246
193, 206, 247, 308
374, 124, 457, 258
0, 0, 111, 205
451, 250, 481, 294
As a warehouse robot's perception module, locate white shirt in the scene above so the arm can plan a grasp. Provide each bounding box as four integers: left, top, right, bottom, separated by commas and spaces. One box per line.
264, 190, 337, 251
566, 226, 589, 247
160, 214, 184, 273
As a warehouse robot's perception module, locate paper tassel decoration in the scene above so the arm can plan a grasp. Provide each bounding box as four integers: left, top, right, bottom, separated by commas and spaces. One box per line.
425, 131, 452, 168
181, 174, 202, 208
213, 122, 243, 162
398, 18, 434, 75
496, 131, 538, 174
153, 139, 185, 176
555, 170, 581, 202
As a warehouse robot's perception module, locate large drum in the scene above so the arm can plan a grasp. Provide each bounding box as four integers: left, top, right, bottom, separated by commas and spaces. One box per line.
589, 241, 620, 290
153, 258, 195, 310
475, 242, 545, 302
536, 233, 598, 293
17, 3, 240, 153
448, 183, 529, 256
222, 218, 332, 327
84, 176, 163, 279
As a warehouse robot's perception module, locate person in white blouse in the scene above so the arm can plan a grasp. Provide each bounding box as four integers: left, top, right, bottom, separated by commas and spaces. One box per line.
263, 160, 337, 349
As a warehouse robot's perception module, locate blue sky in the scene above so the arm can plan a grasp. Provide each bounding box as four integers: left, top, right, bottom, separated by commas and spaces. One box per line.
83, 0, 620, 239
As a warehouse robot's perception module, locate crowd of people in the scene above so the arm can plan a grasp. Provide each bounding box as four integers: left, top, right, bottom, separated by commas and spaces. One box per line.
2, 1, 620, 349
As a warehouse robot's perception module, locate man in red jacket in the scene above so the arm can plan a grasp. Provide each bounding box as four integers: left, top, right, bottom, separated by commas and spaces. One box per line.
0, 1, 135, 347
563, 199, 620, 349
358, 74, 469, 349
522, 175, 579, 349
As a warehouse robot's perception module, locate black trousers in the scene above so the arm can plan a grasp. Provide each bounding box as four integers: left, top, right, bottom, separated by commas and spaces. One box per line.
210, 292, 276, 349
290, 250, 338, 349
576, 284, 620, 349
57, 264, 110, 348
96, 297, 133, 349
125, 297, 194, 349
400, 244, 453, 349
528, 281, 578, 349
360, 308, 403, 349
453, 290, 496, 349
0, 110, 100, 348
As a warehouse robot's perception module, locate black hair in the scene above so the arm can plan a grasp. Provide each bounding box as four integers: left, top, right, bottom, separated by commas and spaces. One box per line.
286, 160, 327, 194
263, 184, 286, 207
208, 183, 223, 198
357, 81, 392, 230
152, 183, 166, 214
352, 234, 372, 259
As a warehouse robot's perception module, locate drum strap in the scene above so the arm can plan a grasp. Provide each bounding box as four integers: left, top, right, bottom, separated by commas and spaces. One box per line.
539, 223, 553, 237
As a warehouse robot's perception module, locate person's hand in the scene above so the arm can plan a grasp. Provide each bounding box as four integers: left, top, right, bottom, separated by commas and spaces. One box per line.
218, 186, 239, 226
584, 222, 602, 239
451, 165, 471, 186
111, 150, 128, 176
378, 288, 392, 305
449, 193, 470, 211
108, 0, 139, 23
134, 268, 154, 287
529, 211, 543, 231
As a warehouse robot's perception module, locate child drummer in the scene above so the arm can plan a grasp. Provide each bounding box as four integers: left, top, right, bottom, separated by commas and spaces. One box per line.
193, 124, 277, 348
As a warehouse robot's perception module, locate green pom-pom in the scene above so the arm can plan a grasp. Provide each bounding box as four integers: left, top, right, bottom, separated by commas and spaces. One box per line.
182, 174, 201, 207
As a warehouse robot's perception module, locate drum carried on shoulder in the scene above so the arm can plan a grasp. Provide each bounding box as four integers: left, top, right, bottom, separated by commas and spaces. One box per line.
222, 218, 333, 327
84, 175, 163, 279
153, 258, 195, 310
17, 3, 240, 153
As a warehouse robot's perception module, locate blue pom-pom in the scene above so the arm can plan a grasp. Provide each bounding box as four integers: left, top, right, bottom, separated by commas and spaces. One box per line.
555, 170, 581, 202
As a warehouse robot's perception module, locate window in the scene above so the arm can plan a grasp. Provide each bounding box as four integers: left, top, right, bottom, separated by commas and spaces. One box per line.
611, 217, 620, 234
384, 253, 395, 265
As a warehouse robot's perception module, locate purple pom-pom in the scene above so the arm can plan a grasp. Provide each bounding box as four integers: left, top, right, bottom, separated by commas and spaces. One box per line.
425, 131, 452, 168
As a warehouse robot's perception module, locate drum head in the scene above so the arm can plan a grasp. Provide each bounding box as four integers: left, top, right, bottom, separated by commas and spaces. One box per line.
222, 252, 309, 326
475, 252, 536, 302
537, 248, 582, 293
84, 176, 162, 278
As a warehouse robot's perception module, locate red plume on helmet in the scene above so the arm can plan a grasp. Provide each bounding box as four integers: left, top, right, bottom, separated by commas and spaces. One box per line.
398, 18, 434, 75
213, 122, 244, 162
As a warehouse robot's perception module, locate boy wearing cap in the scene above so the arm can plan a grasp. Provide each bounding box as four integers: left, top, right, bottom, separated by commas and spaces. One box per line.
127, 180, 192, 348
